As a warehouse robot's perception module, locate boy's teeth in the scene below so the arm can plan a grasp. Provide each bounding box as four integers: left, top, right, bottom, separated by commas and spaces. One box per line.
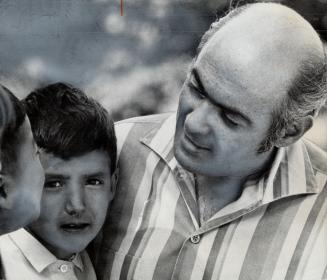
62, 223, 89, 229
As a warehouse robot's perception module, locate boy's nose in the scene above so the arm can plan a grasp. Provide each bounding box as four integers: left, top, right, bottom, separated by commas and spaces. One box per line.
65, 188, 85, 216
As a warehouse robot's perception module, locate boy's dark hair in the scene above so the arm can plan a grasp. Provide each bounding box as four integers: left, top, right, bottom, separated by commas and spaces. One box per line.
23, 83, 117, 174
0, 85, 26, 174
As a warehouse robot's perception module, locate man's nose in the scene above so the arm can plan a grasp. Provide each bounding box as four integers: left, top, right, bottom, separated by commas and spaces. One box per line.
65, 185, 85, 216
185, 101, 211, 136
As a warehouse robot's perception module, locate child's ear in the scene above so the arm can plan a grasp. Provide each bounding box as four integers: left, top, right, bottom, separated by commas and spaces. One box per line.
0, 174, 11, 210
0, 195, 10, 210
0, 161, 6, 208
110, 167, 119, 197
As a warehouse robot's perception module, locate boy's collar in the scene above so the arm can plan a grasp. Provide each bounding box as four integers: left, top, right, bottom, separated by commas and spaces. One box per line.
9, 228, 84, 272
10, 228, 57, 273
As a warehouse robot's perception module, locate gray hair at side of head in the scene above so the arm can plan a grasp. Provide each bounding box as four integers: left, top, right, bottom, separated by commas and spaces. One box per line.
258, 51, 327, 152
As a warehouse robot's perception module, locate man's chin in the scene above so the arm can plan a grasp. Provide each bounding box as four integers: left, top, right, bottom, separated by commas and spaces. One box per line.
174, 146, 198, 173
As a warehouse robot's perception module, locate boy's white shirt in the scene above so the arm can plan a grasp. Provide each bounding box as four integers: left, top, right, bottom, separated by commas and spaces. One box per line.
0, 228, 96, 280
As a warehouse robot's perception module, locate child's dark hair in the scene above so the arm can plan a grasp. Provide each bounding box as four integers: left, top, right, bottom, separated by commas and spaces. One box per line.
23, 83, 117, 174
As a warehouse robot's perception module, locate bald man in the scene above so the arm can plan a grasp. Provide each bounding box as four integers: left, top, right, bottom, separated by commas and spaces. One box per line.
95, 3, 327, 280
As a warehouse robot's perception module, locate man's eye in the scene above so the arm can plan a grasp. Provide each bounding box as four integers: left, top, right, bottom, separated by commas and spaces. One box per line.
44, 181, 62, 189
86, 178, 103, 186
189, 83, 205, 99
222, 111, 239, 126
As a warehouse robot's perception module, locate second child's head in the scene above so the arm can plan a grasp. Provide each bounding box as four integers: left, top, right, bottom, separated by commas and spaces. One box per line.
0, 86, 44, 234
23, 83, 117, 259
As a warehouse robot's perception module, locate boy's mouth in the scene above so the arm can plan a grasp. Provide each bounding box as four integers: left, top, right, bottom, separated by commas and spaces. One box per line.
60, 222, 91, 232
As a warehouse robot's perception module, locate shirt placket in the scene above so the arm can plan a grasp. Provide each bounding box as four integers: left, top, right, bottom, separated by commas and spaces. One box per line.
173, 167, 200, 230
50, 261, 78, 280
169, 183, 265, 280
169, 162, 268, 280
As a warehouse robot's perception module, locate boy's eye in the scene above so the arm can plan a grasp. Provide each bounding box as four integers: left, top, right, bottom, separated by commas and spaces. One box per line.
44, 180, 62, 189
86, 178, 103, 186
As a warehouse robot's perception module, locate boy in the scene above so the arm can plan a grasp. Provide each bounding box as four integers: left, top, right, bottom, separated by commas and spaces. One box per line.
0, 83, 117, 280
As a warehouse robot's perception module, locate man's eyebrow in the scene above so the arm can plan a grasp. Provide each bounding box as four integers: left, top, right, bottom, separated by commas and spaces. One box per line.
191, 68, 206, 93
192, 68, 252, 126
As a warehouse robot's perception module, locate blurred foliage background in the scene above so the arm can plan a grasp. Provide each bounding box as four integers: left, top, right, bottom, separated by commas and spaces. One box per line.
0, 0, 326, 148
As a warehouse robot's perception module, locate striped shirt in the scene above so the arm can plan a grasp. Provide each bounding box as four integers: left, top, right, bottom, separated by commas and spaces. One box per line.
95, 113, 327, 280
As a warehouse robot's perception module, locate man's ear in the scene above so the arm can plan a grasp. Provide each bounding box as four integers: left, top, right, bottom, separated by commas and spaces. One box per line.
274, 115, 314, 147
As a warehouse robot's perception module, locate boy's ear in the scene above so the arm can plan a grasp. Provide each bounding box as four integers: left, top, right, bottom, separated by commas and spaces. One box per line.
0, 174, 11, 210
274, 115, 314, 148
110, 167, 119, 197
0, 163, 6, 208
0, 195, 11, 210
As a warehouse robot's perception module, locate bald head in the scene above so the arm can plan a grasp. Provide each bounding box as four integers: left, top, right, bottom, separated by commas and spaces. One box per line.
197, 3, 324, 102
222, 3, 323, 69
199, 3, 324, 59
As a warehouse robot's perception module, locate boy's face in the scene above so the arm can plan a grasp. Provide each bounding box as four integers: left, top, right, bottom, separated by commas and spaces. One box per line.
28, 150, 114, 259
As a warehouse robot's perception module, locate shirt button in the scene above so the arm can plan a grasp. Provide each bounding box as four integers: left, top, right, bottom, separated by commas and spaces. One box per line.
60, 264, 68, 273
178, 172, 185, 179
190, 235, 201, 244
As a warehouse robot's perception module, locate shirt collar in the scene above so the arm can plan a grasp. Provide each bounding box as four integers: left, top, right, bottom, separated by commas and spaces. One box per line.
9, 228, 84, 273
70, 252, 84, 271
261, 140, 319, 204
140, 113, 177, 170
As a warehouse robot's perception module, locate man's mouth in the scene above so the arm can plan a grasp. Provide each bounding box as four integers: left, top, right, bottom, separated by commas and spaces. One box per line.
60, 222, 91, 233
183, 132, 210, 151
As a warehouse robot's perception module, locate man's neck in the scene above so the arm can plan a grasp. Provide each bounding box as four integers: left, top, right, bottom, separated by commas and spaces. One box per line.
195, 149, 276, 225
195, 175, 246, 225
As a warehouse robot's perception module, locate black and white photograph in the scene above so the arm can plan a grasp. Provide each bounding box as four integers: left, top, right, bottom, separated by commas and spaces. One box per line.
0, 0, 326, 279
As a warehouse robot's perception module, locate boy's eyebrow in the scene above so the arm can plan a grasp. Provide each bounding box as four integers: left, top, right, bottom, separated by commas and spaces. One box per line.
83, 172, 106, 178
44, 173, 70, 180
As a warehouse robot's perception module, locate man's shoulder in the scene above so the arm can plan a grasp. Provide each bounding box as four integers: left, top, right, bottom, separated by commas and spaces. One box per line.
303, 138, 327, 175
114, 113, 175, 145
116, 113, 174, 127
